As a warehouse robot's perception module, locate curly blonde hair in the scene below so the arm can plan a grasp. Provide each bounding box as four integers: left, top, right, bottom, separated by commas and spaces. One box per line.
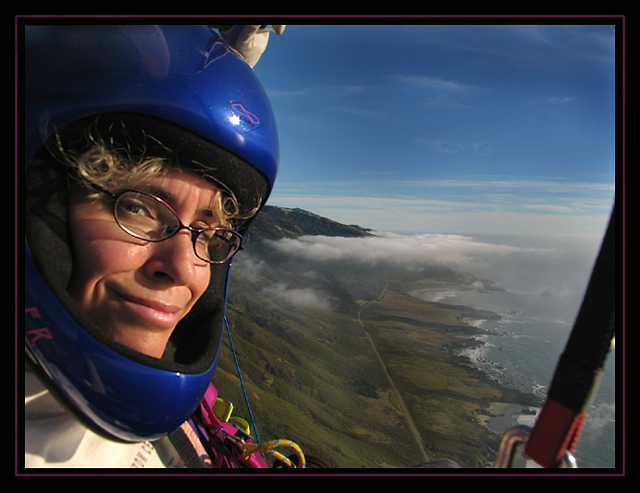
57, 128, 242, 231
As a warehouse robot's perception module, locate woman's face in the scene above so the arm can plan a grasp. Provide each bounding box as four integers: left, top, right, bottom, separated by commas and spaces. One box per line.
67, 168, 219, 358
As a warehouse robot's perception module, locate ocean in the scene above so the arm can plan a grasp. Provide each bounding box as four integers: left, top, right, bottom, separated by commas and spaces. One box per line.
414, 233, 617, 469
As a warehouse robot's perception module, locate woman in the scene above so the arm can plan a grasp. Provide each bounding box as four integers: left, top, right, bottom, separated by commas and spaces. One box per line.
60, 115, 248, 360
24, 25, 278, 467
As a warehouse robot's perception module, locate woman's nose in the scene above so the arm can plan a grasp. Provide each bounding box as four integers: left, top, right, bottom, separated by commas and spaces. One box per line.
144, 231, 200, 285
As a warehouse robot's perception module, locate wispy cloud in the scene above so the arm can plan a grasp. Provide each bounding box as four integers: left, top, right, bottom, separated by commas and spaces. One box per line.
418, 139, 493, 156
418, 139, 466, 154
268, 176, 614, 236
273, 176, 615, 201
393, 178, 615, 194
389, 73, 483, 109
392, 74, 480, 92
436, 25, 615, 66
326, 106, 381, 117
541, 96, 575, 104
268, 83, 367, 98
523, 203, 575, 213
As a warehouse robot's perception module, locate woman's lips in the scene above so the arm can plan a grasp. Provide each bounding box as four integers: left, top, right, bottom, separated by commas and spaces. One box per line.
110, 288, 183, 329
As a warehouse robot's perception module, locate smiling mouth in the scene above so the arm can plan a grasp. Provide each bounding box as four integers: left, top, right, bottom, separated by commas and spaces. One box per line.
110, 288, 183, 329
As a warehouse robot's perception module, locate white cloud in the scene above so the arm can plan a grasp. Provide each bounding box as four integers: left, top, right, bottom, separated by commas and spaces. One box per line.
393, 178, 615, 193
232, 256, 267, 283
266, 233, 543, 269
269, 84, 366, 98
326, 106, 380, 117
524, 203, 575, 213
262, 231, 603, 299
542, 96, 575, 104
418, 139, 466, 154
392, 74, 479, 92
261, 282, 333, 311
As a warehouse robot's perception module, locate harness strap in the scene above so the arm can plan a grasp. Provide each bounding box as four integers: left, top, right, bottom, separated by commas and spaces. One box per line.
168, 425, 207, 468
524, 204, 616, 468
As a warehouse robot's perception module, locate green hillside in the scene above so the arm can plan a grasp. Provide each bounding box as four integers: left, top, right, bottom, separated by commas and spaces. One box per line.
213, 206, 538, 469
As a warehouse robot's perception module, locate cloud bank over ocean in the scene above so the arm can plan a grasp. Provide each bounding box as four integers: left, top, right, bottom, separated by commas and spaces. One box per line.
234, 231, 604, 311
270, 233, 600, 291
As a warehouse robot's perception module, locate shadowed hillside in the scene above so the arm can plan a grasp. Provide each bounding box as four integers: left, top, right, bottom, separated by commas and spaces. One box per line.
246, 205, 373, 242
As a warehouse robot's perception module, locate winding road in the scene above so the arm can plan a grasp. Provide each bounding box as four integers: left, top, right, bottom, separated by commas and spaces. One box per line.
356, 283, 431, 463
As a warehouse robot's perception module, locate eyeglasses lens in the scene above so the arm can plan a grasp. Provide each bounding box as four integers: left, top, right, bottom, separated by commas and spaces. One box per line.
115, 191, 179, 240
113, 190, 240, 264
200, 230, 240, 263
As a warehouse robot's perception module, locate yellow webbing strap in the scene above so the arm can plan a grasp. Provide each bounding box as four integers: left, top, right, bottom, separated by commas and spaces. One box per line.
241, 439, 306, 468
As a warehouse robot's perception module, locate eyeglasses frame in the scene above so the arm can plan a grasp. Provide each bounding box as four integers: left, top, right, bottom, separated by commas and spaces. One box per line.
88, 183, 244, 264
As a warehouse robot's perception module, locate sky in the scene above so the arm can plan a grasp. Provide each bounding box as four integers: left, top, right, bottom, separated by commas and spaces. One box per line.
253, 21, 618, 238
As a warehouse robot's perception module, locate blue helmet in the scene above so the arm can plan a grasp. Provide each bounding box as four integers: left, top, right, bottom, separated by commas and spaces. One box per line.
23, 25, 279, 442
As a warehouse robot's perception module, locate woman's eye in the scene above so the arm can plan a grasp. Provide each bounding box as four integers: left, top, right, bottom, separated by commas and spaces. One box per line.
121, 202, 146, 215
118, 198, 150, 216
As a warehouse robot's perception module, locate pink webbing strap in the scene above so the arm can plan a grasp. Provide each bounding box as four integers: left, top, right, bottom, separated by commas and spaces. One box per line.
201, 383, 218, 412
194, 382, 268, 468
524, 399, 586, 468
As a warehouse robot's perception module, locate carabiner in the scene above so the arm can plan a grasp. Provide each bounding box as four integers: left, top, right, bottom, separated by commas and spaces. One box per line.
493, 425, 578, 469
493, 425, 530, 468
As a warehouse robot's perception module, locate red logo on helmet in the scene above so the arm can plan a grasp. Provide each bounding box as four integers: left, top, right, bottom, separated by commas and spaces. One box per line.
227, 102, 264, 133
25, 306, 53, 342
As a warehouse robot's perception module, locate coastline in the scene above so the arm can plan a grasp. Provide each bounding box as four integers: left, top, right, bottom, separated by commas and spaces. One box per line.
407, 284, 543, 467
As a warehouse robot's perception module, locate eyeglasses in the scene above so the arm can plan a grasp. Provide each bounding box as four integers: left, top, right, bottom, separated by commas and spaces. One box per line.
91, 185, 243, 264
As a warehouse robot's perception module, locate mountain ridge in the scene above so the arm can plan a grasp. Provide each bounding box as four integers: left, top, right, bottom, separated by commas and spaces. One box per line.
246, 205, 373, 242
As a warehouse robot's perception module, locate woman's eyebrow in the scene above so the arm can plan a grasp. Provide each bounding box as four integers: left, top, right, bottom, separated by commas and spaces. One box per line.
144, 183, 175, 202
147, 185, 216, 219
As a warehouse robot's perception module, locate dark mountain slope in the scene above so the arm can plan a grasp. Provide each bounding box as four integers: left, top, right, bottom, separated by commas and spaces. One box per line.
246, 205, 373, 242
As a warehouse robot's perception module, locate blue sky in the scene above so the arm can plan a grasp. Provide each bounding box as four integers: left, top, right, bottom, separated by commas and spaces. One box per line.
254, 22, 618, 237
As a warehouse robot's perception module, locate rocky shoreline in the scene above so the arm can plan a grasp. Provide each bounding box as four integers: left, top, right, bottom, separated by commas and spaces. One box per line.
406, 284, 544, 467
